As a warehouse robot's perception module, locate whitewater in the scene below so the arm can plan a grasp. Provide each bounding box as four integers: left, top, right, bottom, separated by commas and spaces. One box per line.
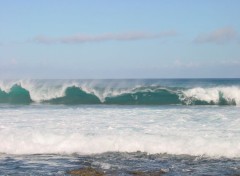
0, 79, 240, 175
0, 105, 240, 157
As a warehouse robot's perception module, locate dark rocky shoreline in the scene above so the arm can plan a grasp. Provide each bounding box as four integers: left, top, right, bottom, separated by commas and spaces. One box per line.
67, 167, 167, 176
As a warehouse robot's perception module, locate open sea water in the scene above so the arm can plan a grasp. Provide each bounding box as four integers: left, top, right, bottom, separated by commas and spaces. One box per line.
0, 79, 240, 175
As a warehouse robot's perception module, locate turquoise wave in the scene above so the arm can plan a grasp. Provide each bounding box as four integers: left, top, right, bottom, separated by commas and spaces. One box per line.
104, 89, 181, 105
45, 87, 101, 104
0, 84, 237, 105
0, 85, 32, 104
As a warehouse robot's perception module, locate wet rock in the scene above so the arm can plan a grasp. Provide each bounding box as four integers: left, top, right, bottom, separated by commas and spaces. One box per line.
67, 167, 105, 176
129, 169, 166, 176
129, 171, 146, 175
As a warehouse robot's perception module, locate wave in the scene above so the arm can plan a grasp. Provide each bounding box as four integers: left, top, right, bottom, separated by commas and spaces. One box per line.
0, 85, 32, 104
0, 80, 239, 105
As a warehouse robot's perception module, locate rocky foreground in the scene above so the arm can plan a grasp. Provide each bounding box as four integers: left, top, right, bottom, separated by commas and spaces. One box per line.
67, 167, 166, 176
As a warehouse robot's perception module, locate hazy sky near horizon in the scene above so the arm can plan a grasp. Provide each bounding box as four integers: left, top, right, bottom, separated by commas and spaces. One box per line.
0, 0, 240, 78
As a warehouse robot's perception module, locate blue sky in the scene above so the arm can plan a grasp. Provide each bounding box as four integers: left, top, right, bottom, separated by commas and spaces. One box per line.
0, 0, 240, 78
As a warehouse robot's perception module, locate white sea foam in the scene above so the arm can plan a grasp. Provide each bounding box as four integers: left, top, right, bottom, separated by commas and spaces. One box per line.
1, 131, 240, 157
0, 105, 239, 157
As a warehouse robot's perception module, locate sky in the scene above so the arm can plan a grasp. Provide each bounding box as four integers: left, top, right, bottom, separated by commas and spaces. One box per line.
0, 0, 240, 78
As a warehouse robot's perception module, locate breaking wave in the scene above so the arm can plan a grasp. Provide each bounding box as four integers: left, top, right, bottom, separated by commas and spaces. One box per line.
0, 80, 239, 105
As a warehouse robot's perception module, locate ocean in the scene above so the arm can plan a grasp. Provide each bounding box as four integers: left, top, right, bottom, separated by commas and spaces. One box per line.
0, 79, 240, 175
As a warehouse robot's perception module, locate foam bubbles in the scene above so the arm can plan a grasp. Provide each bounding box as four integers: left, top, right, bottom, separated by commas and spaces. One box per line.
0, 105, 239, 157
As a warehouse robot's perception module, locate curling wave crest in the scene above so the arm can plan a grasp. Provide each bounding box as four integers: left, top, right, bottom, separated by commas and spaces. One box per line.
0, 80, 240, 105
